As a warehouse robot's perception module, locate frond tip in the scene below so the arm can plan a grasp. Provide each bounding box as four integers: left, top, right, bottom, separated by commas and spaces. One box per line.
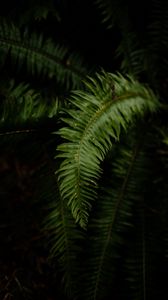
56, 72, 159, 228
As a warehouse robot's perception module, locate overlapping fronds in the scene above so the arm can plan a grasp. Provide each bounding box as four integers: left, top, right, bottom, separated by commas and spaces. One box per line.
44, 172, 84, 299
116, 32, 145, 76
0, 80, 61, 129
78, 126, 167, 300
0, 90, 82, 299
95, 1, 144, 77
118, 126, 168, 300
0, 2, 167, 299
0, 21, 88, 90
56, 72, 158, 228
81, 129, 152, 300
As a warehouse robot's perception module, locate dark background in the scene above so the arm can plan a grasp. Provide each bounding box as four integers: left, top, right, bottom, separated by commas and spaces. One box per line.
0, 1, 165, 300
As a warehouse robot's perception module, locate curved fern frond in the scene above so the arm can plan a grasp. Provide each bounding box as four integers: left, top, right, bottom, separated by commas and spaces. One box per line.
56, 72, 158, 228
0, 21, 88, 90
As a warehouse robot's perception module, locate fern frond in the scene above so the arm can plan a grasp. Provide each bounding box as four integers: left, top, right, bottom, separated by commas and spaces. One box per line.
116, 32, 145, 76
145, 0, 168, 82
0, 22, 88, 90
148, 0, 168, 49
157, 128, 168, 287
95, 1, 144, 76
122, 128, 167, 300
81, 130, 149, 300
0, 80, 61, 128
44, 174, 84, 299
56, 72, 158, 228
0, 104, 83, 299
95, 0, 129, 29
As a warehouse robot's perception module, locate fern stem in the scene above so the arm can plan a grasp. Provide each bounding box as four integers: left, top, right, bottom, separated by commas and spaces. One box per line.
0, 129, 36, 136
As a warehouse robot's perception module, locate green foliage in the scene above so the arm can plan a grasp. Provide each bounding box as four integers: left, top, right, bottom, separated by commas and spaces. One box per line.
81, 133, 147, 299
0, 1, 168, 299
57, 72, 158, 228
0, 21, 89, 90
0, 81, 60, 125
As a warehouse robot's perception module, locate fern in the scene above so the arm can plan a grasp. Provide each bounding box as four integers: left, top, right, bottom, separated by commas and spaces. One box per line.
0, 2, 167, 299
44, 169, 84, 299
0, 80, 61, 130
95, 1, 145, 77
116, 32, 145, 76
122, 130, 163, 299
156, 128, 168, 296
81, 132, 145, 299
0, 21, 89, 90
95, 0, 129, 29
56, 72, 158, 228
145, 0, 168, 85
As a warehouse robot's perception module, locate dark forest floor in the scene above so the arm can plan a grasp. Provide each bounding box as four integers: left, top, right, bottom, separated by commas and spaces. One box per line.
0, 149, 66, 300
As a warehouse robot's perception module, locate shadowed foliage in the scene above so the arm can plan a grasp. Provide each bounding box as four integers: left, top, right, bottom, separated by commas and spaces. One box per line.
0, 0, 168, 299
